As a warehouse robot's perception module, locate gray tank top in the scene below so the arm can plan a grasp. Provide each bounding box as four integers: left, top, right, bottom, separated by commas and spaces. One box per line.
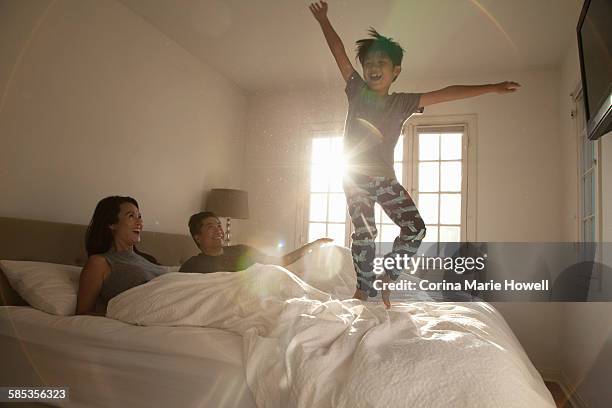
99, 249, 167, 305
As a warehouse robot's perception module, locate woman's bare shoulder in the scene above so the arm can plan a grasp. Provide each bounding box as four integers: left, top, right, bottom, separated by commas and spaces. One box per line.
82, 255, 111, 277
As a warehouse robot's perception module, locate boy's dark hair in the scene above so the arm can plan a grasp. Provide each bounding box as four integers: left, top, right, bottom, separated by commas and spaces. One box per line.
188, 211, 219, 246
356, 28, 405, 67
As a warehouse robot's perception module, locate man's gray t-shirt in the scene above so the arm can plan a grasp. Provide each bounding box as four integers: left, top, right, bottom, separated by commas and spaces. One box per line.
179, 245, 268, 274
343, 70, 423, 179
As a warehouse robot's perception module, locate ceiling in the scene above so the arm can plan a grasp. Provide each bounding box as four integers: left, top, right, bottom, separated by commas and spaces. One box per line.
119, 0, 583, 93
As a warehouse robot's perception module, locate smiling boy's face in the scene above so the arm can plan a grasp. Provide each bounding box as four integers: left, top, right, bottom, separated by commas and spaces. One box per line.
362, 50, 401, 94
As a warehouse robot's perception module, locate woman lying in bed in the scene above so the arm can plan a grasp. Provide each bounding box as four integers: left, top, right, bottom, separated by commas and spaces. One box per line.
76, 196, 166, 315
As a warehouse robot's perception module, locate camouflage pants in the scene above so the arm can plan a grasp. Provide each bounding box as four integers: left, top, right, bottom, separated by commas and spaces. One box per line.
345, 175, 426, 297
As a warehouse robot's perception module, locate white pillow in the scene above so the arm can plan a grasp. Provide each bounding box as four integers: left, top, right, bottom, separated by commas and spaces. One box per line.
0, 260, 81, 316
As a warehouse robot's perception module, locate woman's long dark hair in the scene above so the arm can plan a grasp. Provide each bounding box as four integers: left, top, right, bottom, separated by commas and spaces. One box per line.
85, 196, 158, 264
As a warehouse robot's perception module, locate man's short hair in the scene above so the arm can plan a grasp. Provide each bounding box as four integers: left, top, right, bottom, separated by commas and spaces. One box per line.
188, 211, 218, 246
356, 28, 405, 67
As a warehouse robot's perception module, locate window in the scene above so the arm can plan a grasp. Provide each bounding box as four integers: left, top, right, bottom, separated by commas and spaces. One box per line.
304, 134, 405, 248
301, 118, 475, 247
410, 126, 467, 243
575, 90, 599, 242
306, 136, 348, 245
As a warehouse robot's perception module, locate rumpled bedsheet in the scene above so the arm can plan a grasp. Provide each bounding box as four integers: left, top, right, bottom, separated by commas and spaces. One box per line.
107, 246, 555, 408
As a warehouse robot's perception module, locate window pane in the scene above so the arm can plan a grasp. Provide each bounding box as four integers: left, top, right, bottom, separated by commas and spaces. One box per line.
439, 226, 460, 242
423, 225, 438, 242
327, 223, 346, 245
586, 141, 594, 167
582, 218, 594, 242
440, 193, 461, 224
328, 193, 347, 222
380, 204, 392, 224
591, 173, 596, 218
308, 222, 327, 241
584, 174, 592, 217
311, 138, 331, 164
380, 204, 405, 227
328, 162, 344, 192
309, 193, 327, 222
394, 135, 404, 161
581, 176, 586, 218
419, 133, 439, 160
418, 193, 439, 224
581, 140, 587, 174
330, 138, 345, 192
308, 137, 350, 246
330, 137, 343, 156
380, 224, 400, 243
440, 133, 462, 160
394, 163, 403, 185
440, 161, 462, 192
310, 165, 329, 192
419, 162, 439, 192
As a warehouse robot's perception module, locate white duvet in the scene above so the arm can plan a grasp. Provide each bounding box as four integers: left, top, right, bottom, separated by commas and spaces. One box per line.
107, 245, 555, 408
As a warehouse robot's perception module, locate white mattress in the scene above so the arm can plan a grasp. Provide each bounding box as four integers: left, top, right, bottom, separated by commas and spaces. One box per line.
0, 306, 256, 408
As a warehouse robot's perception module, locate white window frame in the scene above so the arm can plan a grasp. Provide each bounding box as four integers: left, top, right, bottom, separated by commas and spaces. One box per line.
573, 86, 603, 244
297, 115, 478, 247
403, 114, 478, 242
295, 122, 349, 247
571, 85, 604, 293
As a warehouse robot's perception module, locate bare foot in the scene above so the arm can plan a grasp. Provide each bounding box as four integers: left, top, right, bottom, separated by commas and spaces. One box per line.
368, 273, 391, 309
378, 274, 391, 309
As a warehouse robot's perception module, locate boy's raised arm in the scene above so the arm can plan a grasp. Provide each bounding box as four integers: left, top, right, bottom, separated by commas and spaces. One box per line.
309, 1, 354, 82
419, 81, 521, 107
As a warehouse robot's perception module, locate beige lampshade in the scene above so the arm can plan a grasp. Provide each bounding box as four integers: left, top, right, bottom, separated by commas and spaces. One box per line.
205, 189, 249, 219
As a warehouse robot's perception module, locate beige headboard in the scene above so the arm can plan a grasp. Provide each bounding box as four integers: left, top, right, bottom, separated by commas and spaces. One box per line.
0, 217, 199, 306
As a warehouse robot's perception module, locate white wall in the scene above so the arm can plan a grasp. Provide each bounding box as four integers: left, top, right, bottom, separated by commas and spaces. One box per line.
0, 0, 248, 236
563, 130, 612, 406
558, 33, 612, 407
242, 86, 346, 252
558, 34, 581, 243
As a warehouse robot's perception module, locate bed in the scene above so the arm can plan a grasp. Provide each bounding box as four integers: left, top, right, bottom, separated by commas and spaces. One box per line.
0, 216, 255, 407
0, 217, 556, 407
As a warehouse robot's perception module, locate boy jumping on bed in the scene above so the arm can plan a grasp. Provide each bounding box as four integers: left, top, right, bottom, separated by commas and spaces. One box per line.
309, 1, 520, 308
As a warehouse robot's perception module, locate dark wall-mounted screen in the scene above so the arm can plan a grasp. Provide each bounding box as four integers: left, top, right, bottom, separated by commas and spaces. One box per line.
579, 0, 612, 122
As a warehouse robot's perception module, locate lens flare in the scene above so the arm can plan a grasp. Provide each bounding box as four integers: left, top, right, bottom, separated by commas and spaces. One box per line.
0, 0, 58, 117
468, 0, 519, 54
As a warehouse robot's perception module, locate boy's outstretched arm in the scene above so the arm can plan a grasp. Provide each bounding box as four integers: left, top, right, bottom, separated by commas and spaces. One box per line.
309, 1, 354, 82
419, 81, 521, 107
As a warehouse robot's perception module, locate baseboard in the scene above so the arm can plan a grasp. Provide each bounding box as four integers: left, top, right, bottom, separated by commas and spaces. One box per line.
538, 368, 589, 408
539, 367, 562, 382
558, 371, 589, 408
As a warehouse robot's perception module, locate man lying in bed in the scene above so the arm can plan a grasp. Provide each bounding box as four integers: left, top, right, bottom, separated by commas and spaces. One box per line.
179, 212, 331, 273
